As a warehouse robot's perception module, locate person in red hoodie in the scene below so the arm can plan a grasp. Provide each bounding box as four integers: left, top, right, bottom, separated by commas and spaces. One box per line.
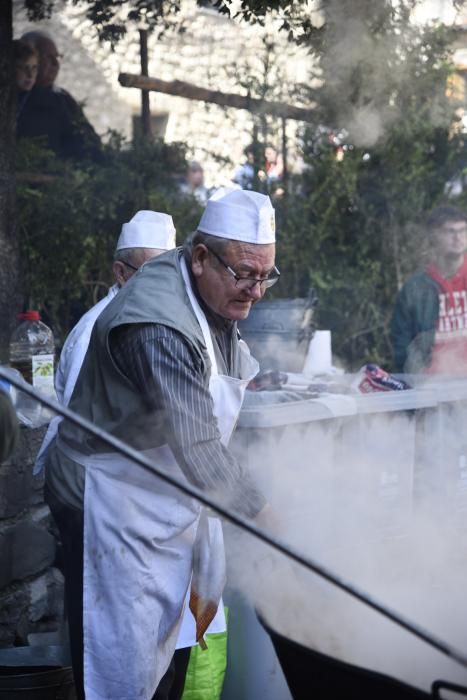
391, 206, 467, 374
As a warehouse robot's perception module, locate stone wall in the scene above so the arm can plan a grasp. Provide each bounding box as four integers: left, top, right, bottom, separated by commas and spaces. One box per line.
0, 426, 64, 648
13, 0, 311, 186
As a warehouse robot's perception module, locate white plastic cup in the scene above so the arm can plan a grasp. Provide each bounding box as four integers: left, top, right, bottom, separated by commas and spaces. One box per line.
302, 330, 332, 377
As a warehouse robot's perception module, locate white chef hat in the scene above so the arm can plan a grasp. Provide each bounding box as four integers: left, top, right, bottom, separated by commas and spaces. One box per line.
116, 210, 176, 251
198, 189, 275, 244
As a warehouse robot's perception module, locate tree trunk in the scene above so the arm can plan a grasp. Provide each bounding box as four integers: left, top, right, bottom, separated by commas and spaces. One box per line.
0, 0, 19, 361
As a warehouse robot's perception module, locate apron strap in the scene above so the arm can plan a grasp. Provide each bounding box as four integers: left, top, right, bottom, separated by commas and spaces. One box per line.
180, 257, 219, 377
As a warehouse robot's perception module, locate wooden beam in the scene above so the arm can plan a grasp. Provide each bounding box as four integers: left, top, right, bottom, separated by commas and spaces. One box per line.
119, 73, 316, 123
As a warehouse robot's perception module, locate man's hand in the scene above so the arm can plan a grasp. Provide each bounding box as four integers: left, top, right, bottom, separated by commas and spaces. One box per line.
254, 504, 281, 535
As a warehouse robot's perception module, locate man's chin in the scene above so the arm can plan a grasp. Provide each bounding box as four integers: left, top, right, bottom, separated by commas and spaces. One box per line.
228, 301, 253, 320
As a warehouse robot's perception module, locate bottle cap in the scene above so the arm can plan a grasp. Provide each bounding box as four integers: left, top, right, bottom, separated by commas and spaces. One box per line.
17, 311, 41, 321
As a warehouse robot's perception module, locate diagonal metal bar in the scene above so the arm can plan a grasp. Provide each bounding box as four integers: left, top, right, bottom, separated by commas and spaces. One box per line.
2, 366, 467, 671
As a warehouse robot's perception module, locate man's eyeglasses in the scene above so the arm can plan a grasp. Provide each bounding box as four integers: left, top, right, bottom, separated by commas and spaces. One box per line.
205, 245, 280, 291
117, 259, 138, 272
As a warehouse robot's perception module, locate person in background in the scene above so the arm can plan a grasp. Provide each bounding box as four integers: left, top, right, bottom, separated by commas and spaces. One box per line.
180, 160, 210, 205
35, 210, 176, 474
391, 205, 467, 374
45, 189, 278, 700
17, 30, 102, 161
264, 144, 284, 185
232, 144, 256, 190
0, 390, 19, 463
14, 39, 38, 117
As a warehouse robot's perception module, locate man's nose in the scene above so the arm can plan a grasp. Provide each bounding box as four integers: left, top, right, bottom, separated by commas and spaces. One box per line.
247, 282, 265, 301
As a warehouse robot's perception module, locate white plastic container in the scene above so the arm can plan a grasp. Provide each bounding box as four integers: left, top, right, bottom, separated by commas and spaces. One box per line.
302, 330, 332, 376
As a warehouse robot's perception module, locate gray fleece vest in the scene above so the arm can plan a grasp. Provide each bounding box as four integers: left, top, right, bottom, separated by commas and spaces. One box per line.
58, 248, 228, 455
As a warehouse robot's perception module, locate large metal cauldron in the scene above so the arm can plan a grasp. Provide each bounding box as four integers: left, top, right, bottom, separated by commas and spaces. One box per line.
262, 622, 467, 700
238, 297, 315, 373
227, 381, 467, 700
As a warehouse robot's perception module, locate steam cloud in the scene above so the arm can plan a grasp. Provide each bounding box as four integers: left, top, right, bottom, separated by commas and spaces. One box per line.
226, 390, 467, 691
318, 0, 455, 146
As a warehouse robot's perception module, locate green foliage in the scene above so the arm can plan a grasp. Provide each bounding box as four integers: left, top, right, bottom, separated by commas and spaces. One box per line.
272, 120, 466, 370
16, 0, 467, 372
24, 0, 185, 44
17, 137, 201, 342
17, 122, 467, 370
220, 8, 466, 371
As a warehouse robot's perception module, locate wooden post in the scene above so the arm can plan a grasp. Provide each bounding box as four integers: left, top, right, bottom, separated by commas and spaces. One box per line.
139, 29, 152, 141
281, 117, 288, 190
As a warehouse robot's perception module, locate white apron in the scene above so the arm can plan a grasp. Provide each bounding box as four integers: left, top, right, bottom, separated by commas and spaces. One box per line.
67, 259, 258, 700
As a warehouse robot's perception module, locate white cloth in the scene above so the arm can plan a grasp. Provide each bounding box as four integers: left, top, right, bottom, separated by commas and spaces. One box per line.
117, 210, 176, 251
34, 285, 119, 475
57, 259, 259, 699
56, 285, 119, 406
78, 442, 199, 699
198, 188, 275, 244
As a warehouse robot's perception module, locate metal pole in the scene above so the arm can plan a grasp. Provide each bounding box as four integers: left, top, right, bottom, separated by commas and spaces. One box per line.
139, 29, 152, 141
281, 117, 288, 190
3, 368, 467, 671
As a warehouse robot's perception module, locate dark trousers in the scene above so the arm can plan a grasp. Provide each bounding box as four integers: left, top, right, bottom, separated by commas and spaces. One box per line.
46, 486, 191, 700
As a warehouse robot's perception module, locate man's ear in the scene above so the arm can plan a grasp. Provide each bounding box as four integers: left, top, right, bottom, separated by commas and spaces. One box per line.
191, 244, 209, 278
112, 261, 126, 287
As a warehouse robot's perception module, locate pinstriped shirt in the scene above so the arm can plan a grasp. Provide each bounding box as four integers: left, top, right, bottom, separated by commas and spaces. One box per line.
110, 323, 265, 519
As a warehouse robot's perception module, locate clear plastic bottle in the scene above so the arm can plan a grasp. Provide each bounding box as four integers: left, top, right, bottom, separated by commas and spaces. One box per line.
9, 311, 55, 394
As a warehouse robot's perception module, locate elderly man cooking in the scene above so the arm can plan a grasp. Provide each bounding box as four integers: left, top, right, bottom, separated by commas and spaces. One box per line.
45, 189, 279, 700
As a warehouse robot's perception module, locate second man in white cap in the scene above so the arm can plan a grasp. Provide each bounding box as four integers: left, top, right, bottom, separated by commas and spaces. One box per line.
35, 210, 175, 471
58, 210, 176, 405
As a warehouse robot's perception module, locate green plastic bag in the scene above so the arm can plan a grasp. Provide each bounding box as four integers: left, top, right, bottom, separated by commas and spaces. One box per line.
181, 610, 228, 700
